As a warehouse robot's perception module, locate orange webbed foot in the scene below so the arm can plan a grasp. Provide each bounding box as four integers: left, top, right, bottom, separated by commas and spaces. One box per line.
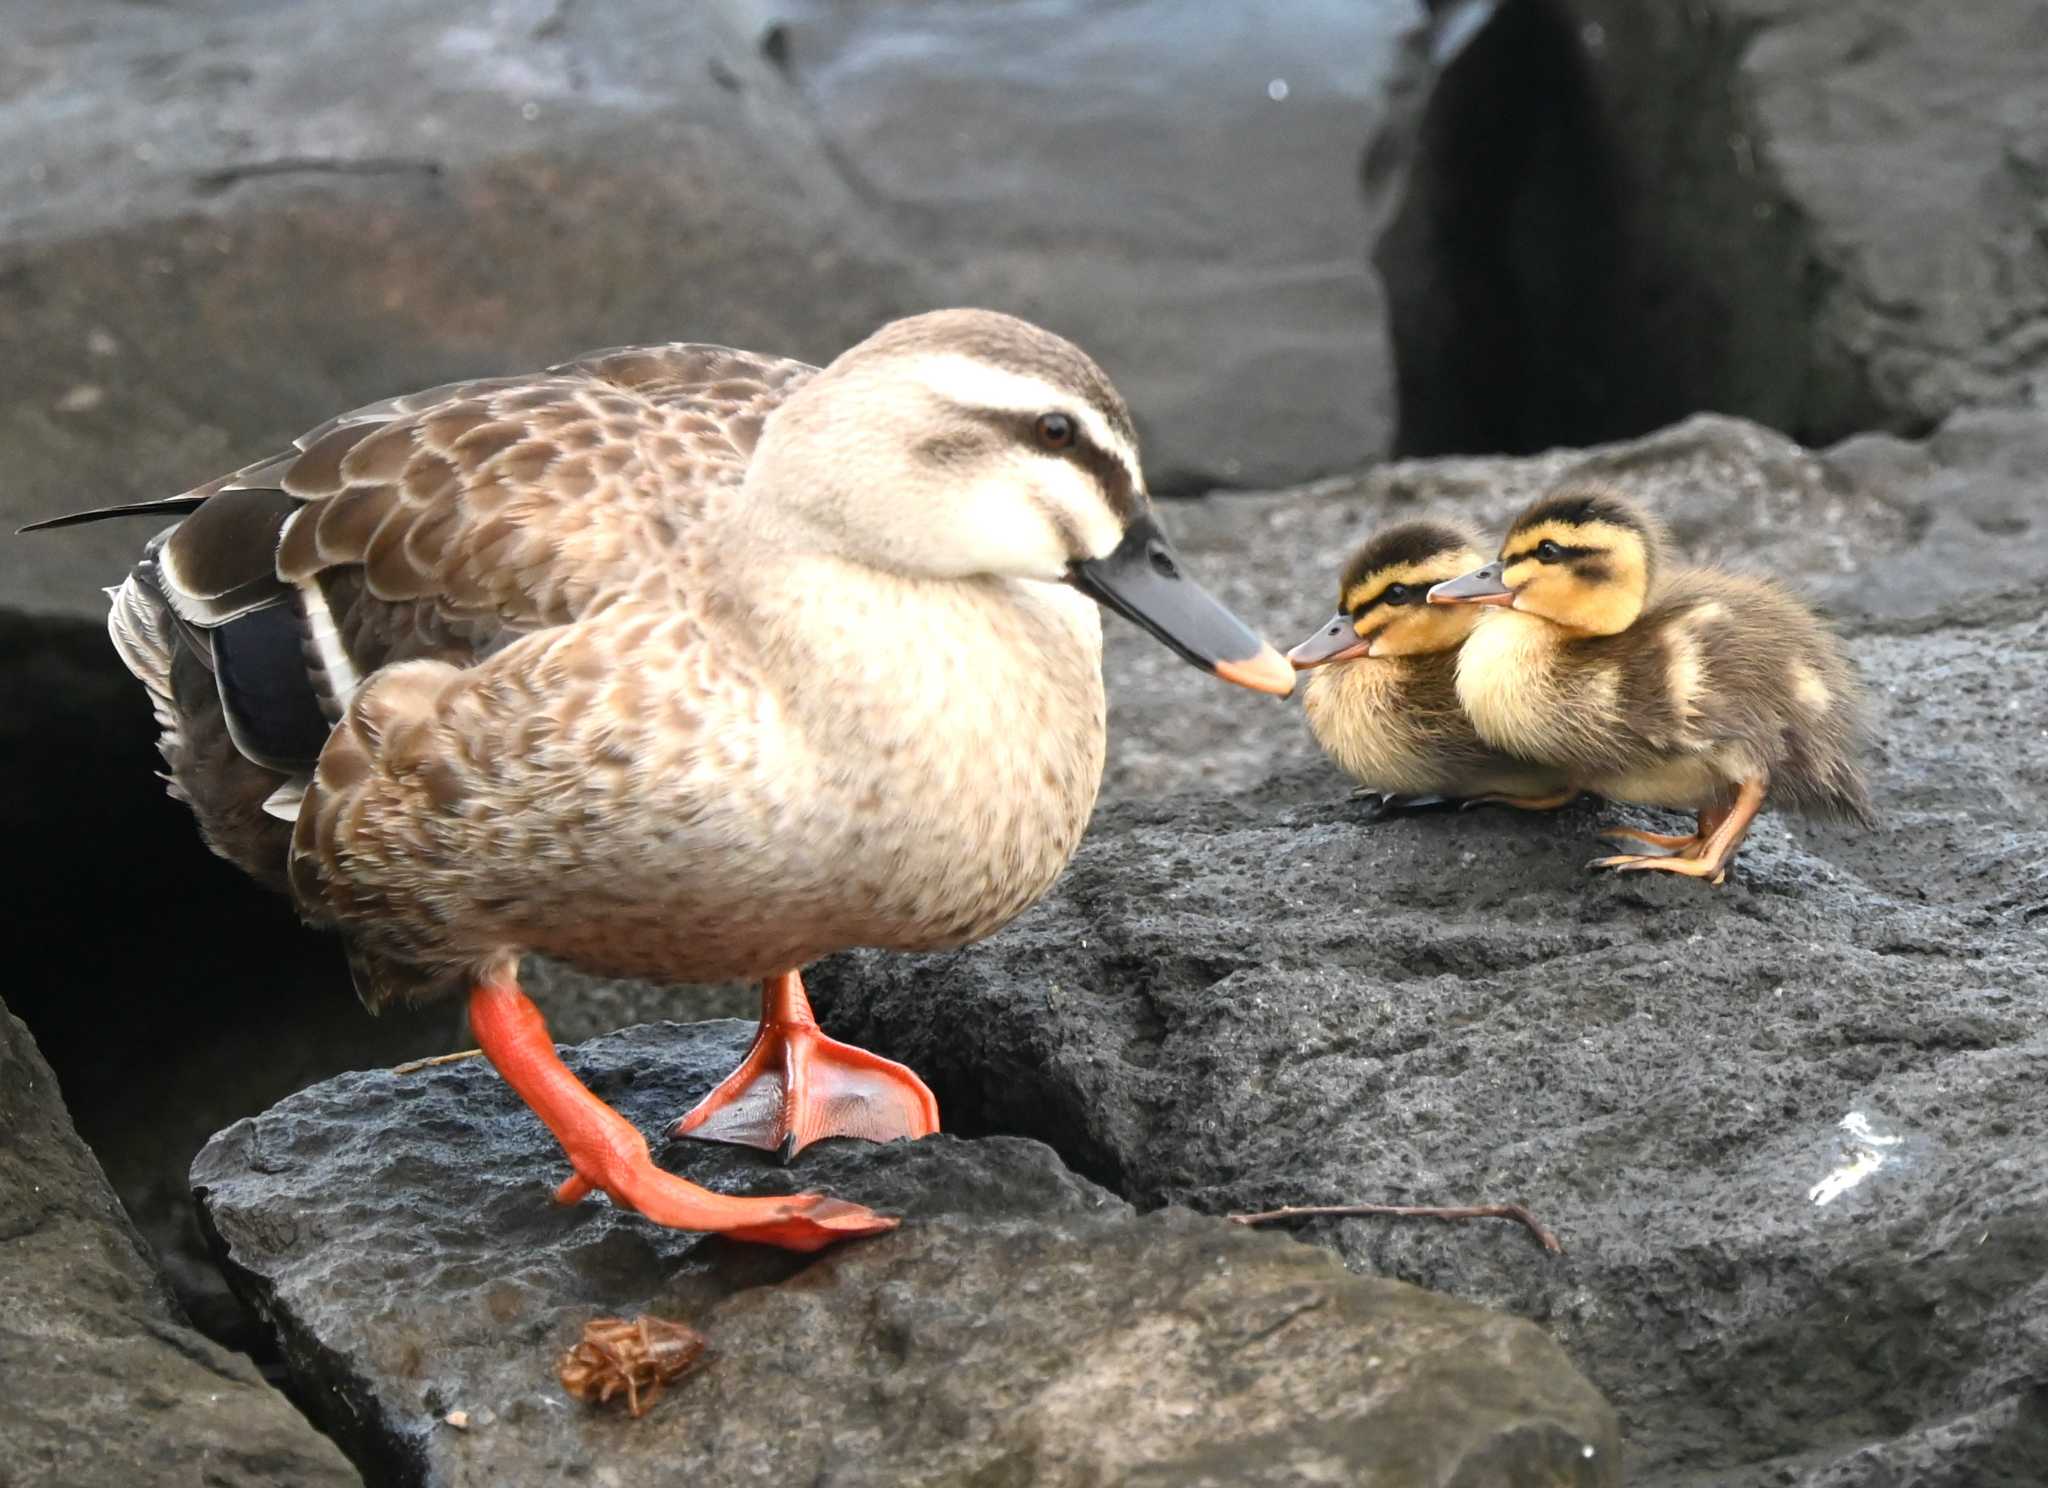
469, 979, 896, 1251
674, 970, 939, 1159
1589, 851, 1731, 884
1595, 825, 1705, 854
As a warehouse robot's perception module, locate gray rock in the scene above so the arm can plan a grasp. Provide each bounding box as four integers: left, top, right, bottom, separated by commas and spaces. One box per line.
1384, 0, 2048, 453
0, 1000, 360, 1487
1, 0, 911, 623
805, 410, 2048, 1484
3, 0, 1433, 622
192, 1020, 1620, 1488
766, 0, 1433, 490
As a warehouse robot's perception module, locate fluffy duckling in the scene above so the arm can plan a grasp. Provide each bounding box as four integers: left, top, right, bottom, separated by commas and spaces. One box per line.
1428, 485, 1871, 882
27, 310, 1295, 1250
1287, 520, 1571, 815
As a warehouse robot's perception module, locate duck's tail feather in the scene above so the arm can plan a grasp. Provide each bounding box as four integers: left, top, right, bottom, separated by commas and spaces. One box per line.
18, 494, 212, 533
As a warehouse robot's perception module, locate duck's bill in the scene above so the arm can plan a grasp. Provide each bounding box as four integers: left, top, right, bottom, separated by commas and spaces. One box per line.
1067, 514, 1294, 697
1287, 614, 1371, 669
1427, 562, 1514, 606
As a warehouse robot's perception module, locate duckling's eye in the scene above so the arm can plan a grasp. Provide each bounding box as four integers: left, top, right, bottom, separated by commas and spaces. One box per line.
1535, 539, 1564, 562
1383, 582, 1412, 605
1034, 412, 1076, 451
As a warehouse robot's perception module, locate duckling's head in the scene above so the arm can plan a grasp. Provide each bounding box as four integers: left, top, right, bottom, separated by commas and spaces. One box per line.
749, 309, 1292, 694
1427, 484, 1666, 636
1287, 520, 1493, 668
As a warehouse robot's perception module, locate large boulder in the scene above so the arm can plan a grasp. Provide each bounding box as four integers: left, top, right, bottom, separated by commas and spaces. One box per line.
804, 409, 2048, 1484
764, 0, 1433, 490
3, 0, 1435, 628
0, 999, 360, 1487
193, 1020, 1620, 1488
1381, 0, 2048, 455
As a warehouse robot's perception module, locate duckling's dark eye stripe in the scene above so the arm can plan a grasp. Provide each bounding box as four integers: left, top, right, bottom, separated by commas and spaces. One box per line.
1506, 541, 1601, 564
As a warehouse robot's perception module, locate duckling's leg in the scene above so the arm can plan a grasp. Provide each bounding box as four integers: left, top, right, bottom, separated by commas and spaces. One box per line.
1354, 789, 1458, 820
1459, 790, 1579, 813
468, 979, 895, 1250
672, 969, 940, 1160
1589, 778, 1768, 885
1595, 825, 1700, 853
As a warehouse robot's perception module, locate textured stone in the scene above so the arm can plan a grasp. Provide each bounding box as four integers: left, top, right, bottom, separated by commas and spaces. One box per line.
766, 0, 1433, 490
0, 1000, 360, 1488
3, 0, 1437, 626
193, 1021, 1619, 1488
1383, 0, 2048, 455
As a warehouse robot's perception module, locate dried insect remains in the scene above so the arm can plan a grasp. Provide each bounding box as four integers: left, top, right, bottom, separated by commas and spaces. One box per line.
557, 1315, 708, 1417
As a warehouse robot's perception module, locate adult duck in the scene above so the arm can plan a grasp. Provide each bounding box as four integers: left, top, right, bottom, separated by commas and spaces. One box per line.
29, 310, 1294, 1249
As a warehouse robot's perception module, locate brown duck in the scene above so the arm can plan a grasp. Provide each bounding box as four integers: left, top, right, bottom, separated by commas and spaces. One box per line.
29, 310, 1295, 1249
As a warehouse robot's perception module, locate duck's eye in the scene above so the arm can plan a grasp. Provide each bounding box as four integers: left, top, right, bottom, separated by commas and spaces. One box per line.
1535, 539, 1564, 562
1383, 582, 1412, 605
1034, 412, 1076, 451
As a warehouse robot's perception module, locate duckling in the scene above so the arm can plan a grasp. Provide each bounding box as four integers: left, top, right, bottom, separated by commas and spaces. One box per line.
25, 309, 1296, 1250
1287, 520, 1572, 815
1427, 484, 1872, 882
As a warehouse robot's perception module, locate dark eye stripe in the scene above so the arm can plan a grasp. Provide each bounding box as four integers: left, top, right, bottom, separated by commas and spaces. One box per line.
1506, 541, 1601, 564
956, 406, 1141, 519
1349, 580, 1422, 619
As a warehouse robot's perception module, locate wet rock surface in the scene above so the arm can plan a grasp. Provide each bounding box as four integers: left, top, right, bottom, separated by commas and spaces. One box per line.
812, 415, 2048, 1483
193, 1020, 1619, 1488
0, 999, 360, 1487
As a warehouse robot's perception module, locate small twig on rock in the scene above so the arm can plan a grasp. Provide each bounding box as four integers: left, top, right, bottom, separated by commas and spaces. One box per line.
392, 1048, 483, 1074
1228, 1201, 1564, 1255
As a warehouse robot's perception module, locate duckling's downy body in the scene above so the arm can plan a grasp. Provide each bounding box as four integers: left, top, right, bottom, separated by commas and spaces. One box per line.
1430, 486, 1871, 881
1288, 521, 1567, 809
33, 310, 1294, 1248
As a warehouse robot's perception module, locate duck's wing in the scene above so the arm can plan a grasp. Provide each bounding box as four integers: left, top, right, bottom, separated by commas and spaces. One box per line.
125, 344, 813, 746
76, 344, 814, 856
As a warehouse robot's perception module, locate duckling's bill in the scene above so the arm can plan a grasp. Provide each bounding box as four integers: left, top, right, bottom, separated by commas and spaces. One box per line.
1426, 561, 1514, 606
1287, 614, 1372, 668
1067, 513, 1294, 696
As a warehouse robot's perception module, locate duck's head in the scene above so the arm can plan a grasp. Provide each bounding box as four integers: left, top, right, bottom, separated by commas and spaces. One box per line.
749, 309, 1293, 695
1427, 484, 1666, 636
1286, 520, 1494, 668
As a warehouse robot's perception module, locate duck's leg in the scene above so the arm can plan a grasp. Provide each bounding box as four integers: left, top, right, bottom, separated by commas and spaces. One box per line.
673, 969, 940, 1160
1589, 777, 1767, 885
468, 979, 894, 1250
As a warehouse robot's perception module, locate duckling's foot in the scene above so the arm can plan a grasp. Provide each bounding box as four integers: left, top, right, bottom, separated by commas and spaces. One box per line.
1589, 851, 1730, 885
1595, 825, 1702, 854
469, 979, 896, 1251
673, 969, 940, 1159
1460, 790, 1579, 813
1588, 777, 1767, 887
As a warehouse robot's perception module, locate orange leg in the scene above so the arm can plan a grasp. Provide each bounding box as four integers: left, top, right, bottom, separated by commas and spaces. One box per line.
469, 980, 894, 1251
1589, 777, 1768, 886
1461, 790, 1580, 813
673, 969, 940, 1160
1595, 825, 1703, 853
